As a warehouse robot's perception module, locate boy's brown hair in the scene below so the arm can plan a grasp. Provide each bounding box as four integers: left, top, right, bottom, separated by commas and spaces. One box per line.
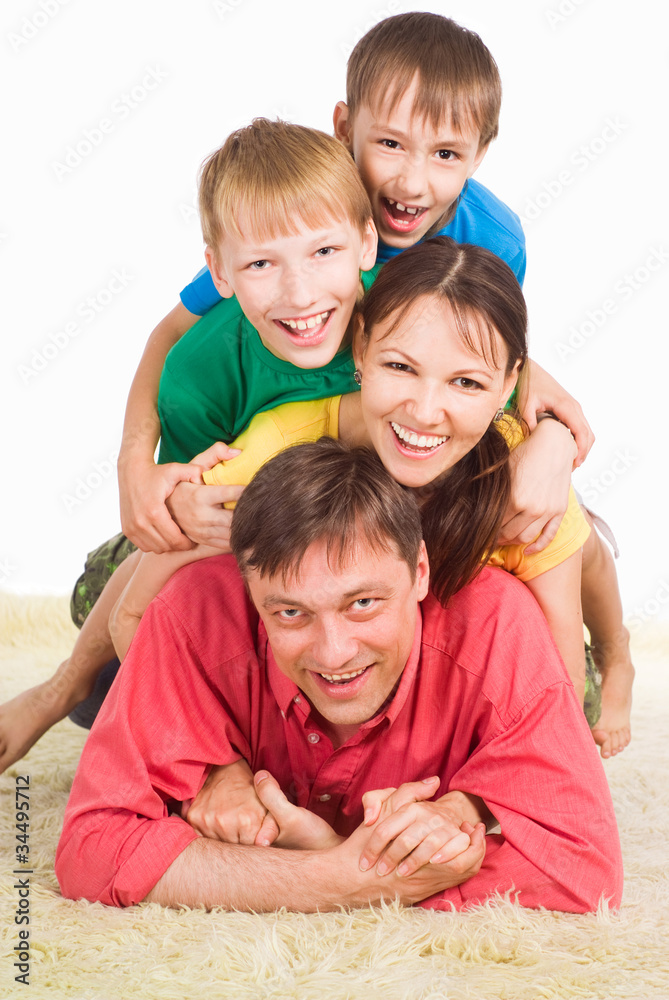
346, 12, 501, 148
199, 118, 373, 255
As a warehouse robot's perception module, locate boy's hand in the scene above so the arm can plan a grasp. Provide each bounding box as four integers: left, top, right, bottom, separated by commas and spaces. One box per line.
119, 458, 208, 553
166, 481, 244, 548
164, 439, 244, 546
499, 418, 576, 553
520, 360, 594, 467
184, 760, 279, 846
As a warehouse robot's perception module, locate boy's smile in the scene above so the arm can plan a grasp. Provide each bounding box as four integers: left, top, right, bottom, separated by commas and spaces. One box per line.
334, 76, 487, 249
207, 218, 376, 369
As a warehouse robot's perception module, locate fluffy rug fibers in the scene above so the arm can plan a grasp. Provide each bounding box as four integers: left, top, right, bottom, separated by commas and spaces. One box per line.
1, 595, 668, 999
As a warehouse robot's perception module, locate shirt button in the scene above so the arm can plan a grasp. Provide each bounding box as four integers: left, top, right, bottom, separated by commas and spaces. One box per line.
293, 695, 301, 705
307, 733, 320, 744
318, 793, 331, 802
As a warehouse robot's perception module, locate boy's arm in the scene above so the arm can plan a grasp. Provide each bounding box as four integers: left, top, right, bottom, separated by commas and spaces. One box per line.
109, 542, 224, 661
499, 417, 577, 552
519, 359, 594, 466
118, 301, 203, 553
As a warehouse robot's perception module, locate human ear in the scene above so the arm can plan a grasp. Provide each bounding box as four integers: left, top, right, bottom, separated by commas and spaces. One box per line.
360, 219, 378, 271
205, 245, 235, 299
468, 141, 490, 178
333, 101, 353, 149
415, 541, 430, 602
501, 359, 522, 407
351, 312, 367, 370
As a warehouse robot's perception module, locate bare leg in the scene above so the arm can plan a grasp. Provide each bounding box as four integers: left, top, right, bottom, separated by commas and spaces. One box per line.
581, 514, 634, 759
0, 550, 141, 773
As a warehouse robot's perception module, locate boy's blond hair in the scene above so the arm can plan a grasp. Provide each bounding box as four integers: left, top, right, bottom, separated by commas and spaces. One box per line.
346, 13, 501, 148
199, 118, 372, 255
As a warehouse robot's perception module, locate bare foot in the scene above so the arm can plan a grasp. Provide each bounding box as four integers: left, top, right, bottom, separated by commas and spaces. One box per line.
591, 655, 634, 760
0, 662, 85, 773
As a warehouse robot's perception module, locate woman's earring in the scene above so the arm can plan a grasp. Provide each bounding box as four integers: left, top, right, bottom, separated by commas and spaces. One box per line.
353, 369, 362, 385
493, 408, 504, 422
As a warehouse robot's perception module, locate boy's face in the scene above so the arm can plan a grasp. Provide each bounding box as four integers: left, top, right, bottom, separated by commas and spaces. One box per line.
207, 218, 376, 369
334, 76, 487, 249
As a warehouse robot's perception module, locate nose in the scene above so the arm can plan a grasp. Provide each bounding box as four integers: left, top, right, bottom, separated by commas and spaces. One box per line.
310, 617, 359, 673
282, 266, 318, 311
406, 381, 447, 427
396, 154, 428, 200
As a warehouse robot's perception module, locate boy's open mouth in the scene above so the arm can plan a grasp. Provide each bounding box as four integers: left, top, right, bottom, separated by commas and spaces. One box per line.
275, 309, 333, 344
381, 198, 428, 233
390, 421, 448, 455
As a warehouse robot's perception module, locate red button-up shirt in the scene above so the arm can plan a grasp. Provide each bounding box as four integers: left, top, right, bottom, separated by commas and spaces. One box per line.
56, 556, 622, 912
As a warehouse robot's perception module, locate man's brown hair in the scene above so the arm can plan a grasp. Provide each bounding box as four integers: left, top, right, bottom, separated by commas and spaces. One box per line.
199, 118, 372, 256
346, 12, 501, 147
230, 438, 423, 582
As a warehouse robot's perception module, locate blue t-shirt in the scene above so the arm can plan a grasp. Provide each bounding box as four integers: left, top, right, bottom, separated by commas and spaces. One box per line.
180, 178, 526, 316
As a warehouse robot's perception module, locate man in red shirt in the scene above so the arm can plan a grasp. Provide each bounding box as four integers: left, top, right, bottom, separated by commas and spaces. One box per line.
56, 440, 623, 913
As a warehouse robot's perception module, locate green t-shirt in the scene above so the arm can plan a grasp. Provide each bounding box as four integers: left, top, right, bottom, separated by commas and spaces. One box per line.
158, 265, 380, 464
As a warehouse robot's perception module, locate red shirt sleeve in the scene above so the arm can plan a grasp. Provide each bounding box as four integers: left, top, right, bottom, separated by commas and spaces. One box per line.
417, 584, 623, 913
55, 584, 257, 907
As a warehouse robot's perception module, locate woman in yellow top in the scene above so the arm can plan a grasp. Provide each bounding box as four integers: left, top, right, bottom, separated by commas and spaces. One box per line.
108, 237, 591, 718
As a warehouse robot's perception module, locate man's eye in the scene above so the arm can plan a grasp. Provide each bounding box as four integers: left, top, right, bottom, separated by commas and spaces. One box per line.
278, 608, 302, 620
352, 598, 375, 610
249, 259, 270, 270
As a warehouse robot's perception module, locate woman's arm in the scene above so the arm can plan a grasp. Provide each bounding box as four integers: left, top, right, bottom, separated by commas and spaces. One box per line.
524, 550, 586, 704
117, 301, 201, 553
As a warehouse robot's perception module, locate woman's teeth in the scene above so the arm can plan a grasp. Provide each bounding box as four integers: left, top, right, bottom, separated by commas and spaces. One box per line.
280, 310, 331, 333
319, 666, 367, 685
391, 422, 447, 450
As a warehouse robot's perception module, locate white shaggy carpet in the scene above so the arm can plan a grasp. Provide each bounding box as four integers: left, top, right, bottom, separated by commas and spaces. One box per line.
1, 595, 668, 999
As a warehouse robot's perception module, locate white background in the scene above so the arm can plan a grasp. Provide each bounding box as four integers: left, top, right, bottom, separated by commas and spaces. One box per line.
1, 0, 667, 629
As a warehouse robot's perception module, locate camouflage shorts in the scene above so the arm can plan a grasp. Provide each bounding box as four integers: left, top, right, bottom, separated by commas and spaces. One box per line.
583, 644, 602, 728
70, 532, 137, 627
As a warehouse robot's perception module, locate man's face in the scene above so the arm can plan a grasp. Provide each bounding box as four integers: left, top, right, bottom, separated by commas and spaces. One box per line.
334, 75, 487, 249
245, 537, 429, 730
206, 216, 377, 370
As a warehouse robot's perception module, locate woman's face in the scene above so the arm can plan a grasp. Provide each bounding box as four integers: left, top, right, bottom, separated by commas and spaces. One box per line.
355, 295, 520, 488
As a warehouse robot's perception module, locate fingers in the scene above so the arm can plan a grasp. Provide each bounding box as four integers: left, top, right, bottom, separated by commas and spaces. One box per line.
188, 442, 242, 470
522, 513, 563, 555
362, 776, 440, 828
254, 770, 293, 824
572, 425, 595, 467
122, 509, 193, 554
361, 787, 397, 826
254, 811, 280, 847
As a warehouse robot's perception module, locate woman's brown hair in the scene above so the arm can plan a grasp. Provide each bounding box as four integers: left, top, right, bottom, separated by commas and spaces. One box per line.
359, 236, 528, 606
